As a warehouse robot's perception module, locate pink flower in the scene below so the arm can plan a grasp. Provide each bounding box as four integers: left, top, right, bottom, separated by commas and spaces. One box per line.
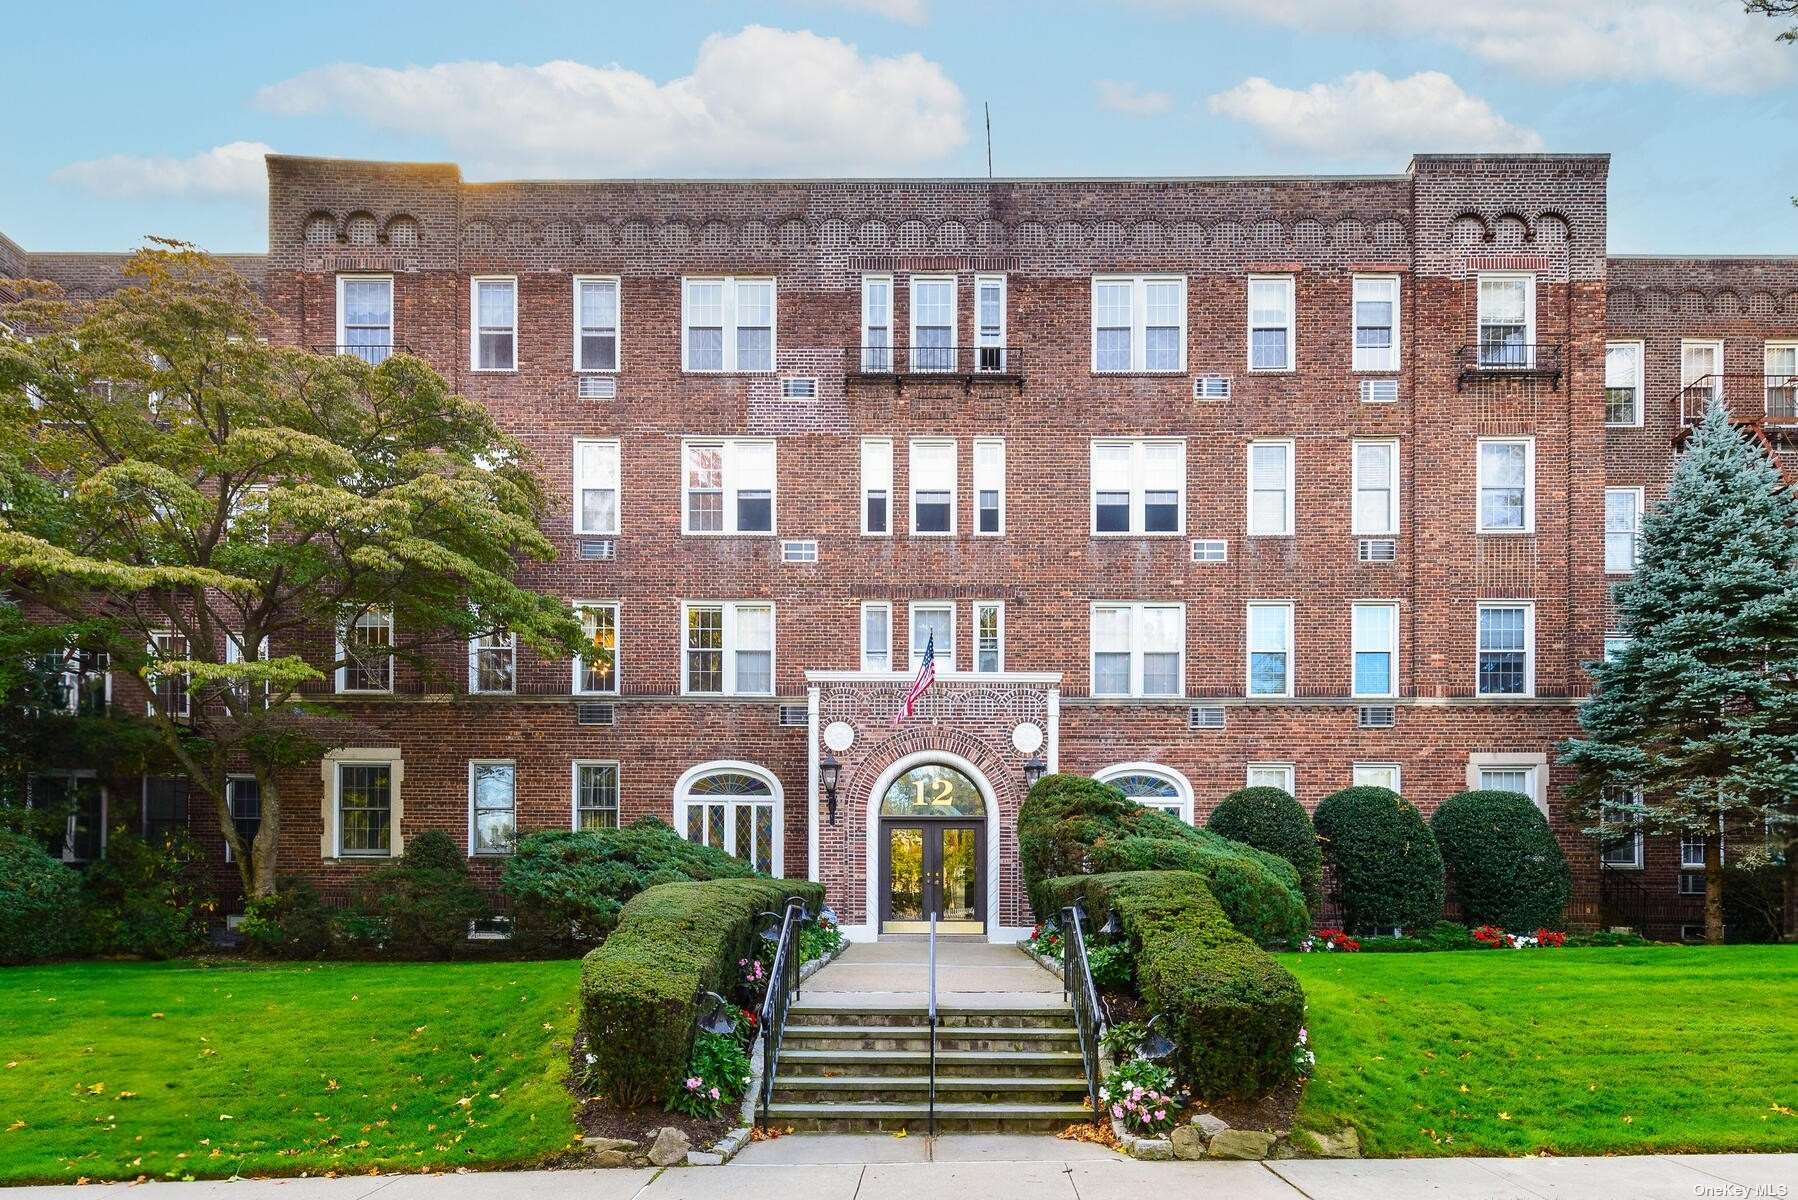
1111, 1104, 1124, 1119
709, 1087, 720, 1100
686, 1076, 702, 1091
1154, 1110, 1166, 1121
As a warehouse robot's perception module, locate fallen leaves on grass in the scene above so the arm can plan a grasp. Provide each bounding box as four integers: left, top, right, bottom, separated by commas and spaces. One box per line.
1057, 1122, 1119, 1148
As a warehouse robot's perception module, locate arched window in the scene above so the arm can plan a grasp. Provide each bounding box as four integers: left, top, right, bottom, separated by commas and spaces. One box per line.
676, 763, 782, 875
1096, 763, 1193, 824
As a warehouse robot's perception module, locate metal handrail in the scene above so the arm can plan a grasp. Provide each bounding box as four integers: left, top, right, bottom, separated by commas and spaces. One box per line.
927, 911, 938, 1136
756, 899, 805, 1128
1454, 340, 1565, 390
1060, 905, 1108, 1122
1676, 374, 1798, 426
848, 344, 1025, 377
307, 343, 410, 364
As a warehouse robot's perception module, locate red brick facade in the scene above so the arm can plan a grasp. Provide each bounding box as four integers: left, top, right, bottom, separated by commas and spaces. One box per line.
13, 151, 1798, 940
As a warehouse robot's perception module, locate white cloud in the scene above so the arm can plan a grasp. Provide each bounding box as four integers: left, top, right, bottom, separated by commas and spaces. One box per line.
1096, 80, 1176, 117
810, 0, 928, 24
1207, 70, 1544, 159
51, 140, 274, 200
1149, 0, 1795, 93
255, 27, 966, 177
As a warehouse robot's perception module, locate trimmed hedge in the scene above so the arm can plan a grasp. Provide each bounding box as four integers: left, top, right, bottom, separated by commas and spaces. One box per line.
1019, 773, 1308, 947
354, 830, 488, 959
1430, 790, 1572, 931
579, 876, 824, 1107
502, 819, 760, 953
1206, 787, 1324, 910
1313, 786, 1445, 934
1038, 871, 1305, 1100
0, 831, 89, 965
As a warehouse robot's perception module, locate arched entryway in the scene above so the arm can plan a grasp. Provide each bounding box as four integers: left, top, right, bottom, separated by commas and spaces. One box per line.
865, 753, 998, 935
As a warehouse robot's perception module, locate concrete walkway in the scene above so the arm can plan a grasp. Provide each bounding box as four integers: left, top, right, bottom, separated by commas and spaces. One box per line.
9, 1148, 1795, 1200
800, 938, 1062, 1010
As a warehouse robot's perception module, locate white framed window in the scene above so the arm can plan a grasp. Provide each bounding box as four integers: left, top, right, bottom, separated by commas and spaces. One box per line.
683, 439, 776, 535
1352, 763, 1401, 791
148, 630, 191, 717
1466, 753, 1549, 815
336, 610, 394, 693
1247, 440, 1295, 537
910, 275, 957, 372
1247, 275, 1296, 372
469, 760, 517, 855
53, 647, 111, 715
1476, 602, 1535, 697
28, 772, 105, 863
142, 776, 190, 845
1605, 341, 1644, 427
1352, 602, 1398, 698
228, 483, 270, 542
1091, 439, 1185, 535
336, 275, 394, 365
909, 602, 956, 673
910, 438, 957, 536
224, 634, 268, 707
1351, 275, 1399, 372
1090, 602, 1185, 698
682, 277, 775, 373
1605, 487, 1643, 574
471, 276, 517, 371
1478, 765, 1537, 798
573, 438, 620, 535
861, 602, 892, 671
1246, 763, 1295, 793
224, 774, 261, 863
1767, 341, 1798, 418
469, 628, 516, 694
334, 760, 395, 858
861, 437, 893, 536
1091, 275, 1186, 373
1604, 634, 1632, 663
973, 438, 1005, 535
1096, 763, 1194, 824
676, 762, 782, 876
1600, 785, 1645, 868
1246, 602, 1294, 697
573, 602, 619, 695
573, 276, 620, 371
861, 275, 893, 372
683, 602, 774, 695
1351, 439, 1398, 536
573, 761, 620, 830
1680, 833, 1707, 871
1680, 339, 1724, 403
1476, 273, 1535, 367
973, 601, 1004, 673
1477, 438, 1534, 534
975, 274, 1007, 372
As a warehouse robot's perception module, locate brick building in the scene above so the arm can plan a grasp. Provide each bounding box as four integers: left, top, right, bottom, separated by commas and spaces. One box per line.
8, 151, 1796, 941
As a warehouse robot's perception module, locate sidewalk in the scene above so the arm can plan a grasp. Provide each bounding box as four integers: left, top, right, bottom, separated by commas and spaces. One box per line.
9, 1142, 1795, 1200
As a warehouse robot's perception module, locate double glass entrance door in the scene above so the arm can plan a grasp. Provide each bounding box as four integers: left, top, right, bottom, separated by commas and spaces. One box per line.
881, 821, 983, 934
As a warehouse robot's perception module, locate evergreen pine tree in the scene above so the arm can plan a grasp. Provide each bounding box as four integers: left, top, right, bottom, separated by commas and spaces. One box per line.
1563, 400, 1798, 942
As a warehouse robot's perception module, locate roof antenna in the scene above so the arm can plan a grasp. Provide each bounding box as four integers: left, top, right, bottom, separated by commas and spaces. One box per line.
985, 102, 993, 178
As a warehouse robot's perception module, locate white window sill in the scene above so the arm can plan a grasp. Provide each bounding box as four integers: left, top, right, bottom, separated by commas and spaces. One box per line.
336, 688, 394, 697
469, 689, 517, 697
1090, 531, 1187, 539
1247, 367, 1297, 375
681, 370, 776, 377
572, 690, 620, 698
1089, 370, 1189, 378
1246, 532, 1294, 539
683, 531, 777, 538
908, 532, 957, 539
574, 368, 620, 375
1477, 528, 1535, 537
470, 368, 518, 375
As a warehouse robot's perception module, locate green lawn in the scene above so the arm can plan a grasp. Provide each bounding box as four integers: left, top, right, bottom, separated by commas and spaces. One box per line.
0, 958, 585, 1185
1286, 945, 1798, 1158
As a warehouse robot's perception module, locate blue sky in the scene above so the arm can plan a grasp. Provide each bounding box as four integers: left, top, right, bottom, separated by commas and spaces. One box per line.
4, 0, 1795, 254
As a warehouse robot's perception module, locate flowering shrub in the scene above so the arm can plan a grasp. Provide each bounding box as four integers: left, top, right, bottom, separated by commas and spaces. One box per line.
666, 1031, 752, 1119
1101, 1059, 1180, 1137
739, 955, 768, 996
1025, 922, 1064, 960
1534, 928, 1567, 947
1299, 928, 1360, 952
1471, 924, 1509, 948
1290, 1025, 1315, 1077
799, 913, 846, 962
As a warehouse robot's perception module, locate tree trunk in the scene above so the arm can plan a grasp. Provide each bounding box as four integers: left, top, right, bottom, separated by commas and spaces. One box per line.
249, 771, 281, 900
1705, 834, 1726, 945
1784, 832, 1798, 942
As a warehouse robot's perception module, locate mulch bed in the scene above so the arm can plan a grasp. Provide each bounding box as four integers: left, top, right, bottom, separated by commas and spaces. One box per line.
563, 1038, 734, 1154
1188, 1076, 1304, 1134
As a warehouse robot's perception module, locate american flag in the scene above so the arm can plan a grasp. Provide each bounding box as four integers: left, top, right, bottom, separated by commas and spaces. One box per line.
892, 632, 936, 727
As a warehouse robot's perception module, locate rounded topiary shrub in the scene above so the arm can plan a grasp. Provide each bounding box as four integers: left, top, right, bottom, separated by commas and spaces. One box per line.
1312, 786, 1445, 935
1430, 789, 1572, 931
1206, 786, 1324, 910
355, 829, 487, 960
0, 831, 90, 964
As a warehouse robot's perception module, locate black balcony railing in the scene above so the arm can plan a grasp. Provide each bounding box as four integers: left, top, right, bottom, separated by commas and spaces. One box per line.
1677, 374, 1798, 427
309, 343, 410, 365
848, 344, 1024, 378
1455, 340, 1565, 389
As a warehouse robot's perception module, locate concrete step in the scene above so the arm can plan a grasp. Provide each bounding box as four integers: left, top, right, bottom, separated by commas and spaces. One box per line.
773, 1075, 1089, 1105
781, 1025, 1080, 1053
786, 1004, 1073, 1030
777, 1048, 1085, 1078
764, 1099, 1096, 1134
